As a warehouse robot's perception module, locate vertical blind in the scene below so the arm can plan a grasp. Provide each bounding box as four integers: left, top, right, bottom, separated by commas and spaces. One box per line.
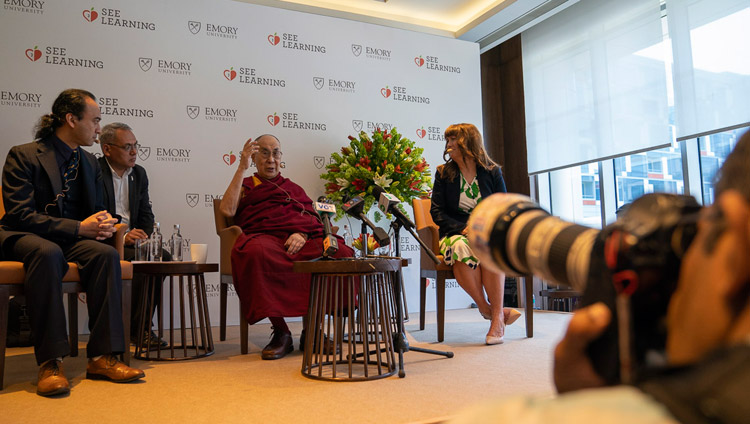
668, 0, 750, 140
522, 0, 750, 175
522, 0, 669, 175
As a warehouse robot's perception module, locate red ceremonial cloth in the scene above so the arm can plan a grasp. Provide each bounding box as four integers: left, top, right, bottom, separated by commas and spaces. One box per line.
230, 173, 353, 324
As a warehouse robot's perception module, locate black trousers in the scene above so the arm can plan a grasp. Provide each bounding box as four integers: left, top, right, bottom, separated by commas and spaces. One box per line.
123, 246, 171, 337
5, 234, 124, 365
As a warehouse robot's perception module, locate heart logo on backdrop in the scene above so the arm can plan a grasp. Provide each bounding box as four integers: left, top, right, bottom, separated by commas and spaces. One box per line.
414, 56, 424, 67
82, 8, 98, 22
416, 128, 426, 138
222, 152, 236, 166
25, 47, 41, 62
267, 113, 280, 126
380, 87, 391, 98
223, 67, 236, 81
268, 33, 280, 46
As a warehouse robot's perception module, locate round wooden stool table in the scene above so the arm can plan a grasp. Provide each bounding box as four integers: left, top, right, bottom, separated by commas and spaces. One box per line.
132, 262, 217, 361
294, 258, 402, 381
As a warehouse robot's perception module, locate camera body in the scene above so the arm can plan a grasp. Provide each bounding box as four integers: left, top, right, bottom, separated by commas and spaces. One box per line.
468, 192, 702, 383
582, 193, 701, 383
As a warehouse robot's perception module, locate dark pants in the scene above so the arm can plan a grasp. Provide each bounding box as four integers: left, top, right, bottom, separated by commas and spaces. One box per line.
123, 246, 171, 337
5, 234, 124, 365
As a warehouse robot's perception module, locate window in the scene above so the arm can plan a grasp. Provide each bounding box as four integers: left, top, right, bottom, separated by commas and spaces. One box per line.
698, 126, 748, 204
614, 144, 684, 209
548, 163, 602, 228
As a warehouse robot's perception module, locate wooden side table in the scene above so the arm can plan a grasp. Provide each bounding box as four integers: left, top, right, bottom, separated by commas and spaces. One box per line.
132, 262, 218, 361
294, 258, 402, 381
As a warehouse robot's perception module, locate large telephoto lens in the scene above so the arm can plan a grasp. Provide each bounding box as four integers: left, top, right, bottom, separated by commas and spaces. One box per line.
467, 193, 598, 291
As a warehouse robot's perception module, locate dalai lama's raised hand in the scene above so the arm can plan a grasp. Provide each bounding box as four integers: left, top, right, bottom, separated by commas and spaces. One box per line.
284, 232, 308, 255
239, 137, 255, 172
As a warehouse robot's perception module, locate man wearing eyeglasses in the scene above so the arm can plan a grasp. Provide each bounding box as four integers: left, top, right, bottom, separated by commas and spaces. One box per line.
98, 122, 170, 348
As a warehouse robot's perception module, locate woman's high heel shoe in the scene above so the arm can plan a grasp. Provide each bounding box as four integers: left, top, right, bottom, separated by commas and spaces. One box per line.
485, 324, 505, 345
504, 308, 521, 326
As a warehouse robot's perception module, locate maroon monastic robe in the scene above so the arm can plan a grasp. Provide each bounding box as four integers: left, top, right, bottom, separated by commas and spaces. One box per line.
230, 173, 353, 324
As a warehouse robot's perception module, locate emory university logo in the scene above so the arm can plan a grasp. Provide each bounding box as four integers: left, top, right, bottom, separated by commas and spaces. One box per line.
25, 46, 41, 62
352, 120, 363, 132
186, 193, 199, 208
314, 156, 325, 169
268, 33, 280, 46
82, 7, 98, 22
351, 44, 362, 57
139, 58, 152, 72
137, 146, 151, 161
313, 77, 324, 90
186, 105, 199, 119
188, 21, 201, 34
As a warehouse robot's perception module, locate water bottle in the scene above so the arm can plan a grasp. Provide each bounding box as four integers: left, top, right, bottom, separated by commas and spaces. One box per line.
170, 224, 183, 261
342, 224, 353, 247
150, 222, 163, 261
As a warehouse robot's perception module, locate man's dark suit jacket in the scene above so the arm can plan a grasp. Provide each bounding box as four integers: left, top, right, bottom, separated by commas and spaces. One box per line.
0, 136, 105, 245
430, 165, 507, 239
98, 157, 155, 236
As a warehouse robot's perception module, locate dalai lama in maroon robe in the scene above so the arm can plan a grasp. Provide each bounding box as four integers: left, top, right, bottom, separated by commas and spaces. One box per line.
220, 134, 353, 360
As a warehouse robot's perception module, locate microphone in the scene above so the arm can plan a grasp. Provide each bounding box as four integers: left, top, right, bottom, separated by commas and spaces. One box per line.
372, 185, 416, 230
314, 196, 338, 257
341, 195, 390, 247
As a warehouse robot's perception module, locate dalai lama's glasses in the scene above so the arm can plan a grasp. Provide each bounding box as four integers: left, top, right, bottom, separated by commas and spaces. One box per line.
258, 148, 283, 160
107, 142, 141, 153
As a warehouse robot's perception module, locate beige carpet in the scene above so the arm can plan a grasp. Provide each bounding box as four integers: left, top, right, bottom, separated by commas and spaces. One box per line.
0, 309, 571, 423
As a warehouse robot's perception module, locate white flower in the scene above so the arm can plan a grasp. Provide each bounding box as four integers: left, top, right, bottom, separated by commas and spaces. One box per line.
373, 173, 393, 188
336, 178, 350, 188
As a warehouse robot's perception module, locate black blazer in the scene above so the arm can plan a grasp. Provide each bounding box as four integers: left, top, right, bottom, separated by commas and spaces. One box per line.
98, 157, 155, 236
0, 137, 105, 245
430, 165, 507, 239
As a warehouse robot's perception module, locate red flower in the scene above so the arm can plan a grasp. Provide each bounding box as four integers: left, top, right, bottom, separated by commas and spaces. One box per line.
328, 166, 340, 173
382, 160, 387, 168
341, 147, 351, 155
394, 165, 404, 174
325, 182, 341, 193
414, 158, 427, 172
348, 135, 356, 141
364, 141, 373, 152
384, 133, 391, 140
352, 179, 367, 191
405, 147, 412, 155
358, 157, 370, 167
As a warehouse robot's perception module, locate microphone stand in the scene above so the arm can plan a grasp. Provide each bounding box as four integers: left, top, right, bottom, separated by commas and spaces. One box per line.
389, 217, 453, 378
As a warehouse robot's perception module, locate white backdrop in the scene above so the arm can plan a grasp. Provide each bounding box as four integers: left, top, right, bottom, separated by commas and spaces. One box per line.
0, 0, 483, 327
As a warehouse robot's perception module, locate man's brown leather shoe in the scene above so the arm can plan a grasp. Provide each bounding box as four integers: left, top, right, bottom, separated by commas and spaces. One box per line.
261, 331, 293, 360
86, 355, 145, 383
37, 359, 70, 397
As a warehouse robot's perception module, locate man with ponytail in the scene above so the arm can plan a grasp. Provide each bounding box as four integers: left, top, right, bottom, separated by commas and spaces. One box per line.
0, 88, 145, 397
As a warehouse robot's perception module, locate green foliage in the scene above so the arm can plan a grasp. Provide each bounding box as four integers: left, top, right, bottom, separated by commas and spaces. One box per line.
320, 127, 432, 221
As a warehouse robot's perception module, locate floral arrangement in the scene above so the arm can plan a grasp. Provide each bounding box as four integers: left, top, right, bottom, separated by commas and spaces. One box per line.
320, 127, 432, 221
351, 233, 380, 252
